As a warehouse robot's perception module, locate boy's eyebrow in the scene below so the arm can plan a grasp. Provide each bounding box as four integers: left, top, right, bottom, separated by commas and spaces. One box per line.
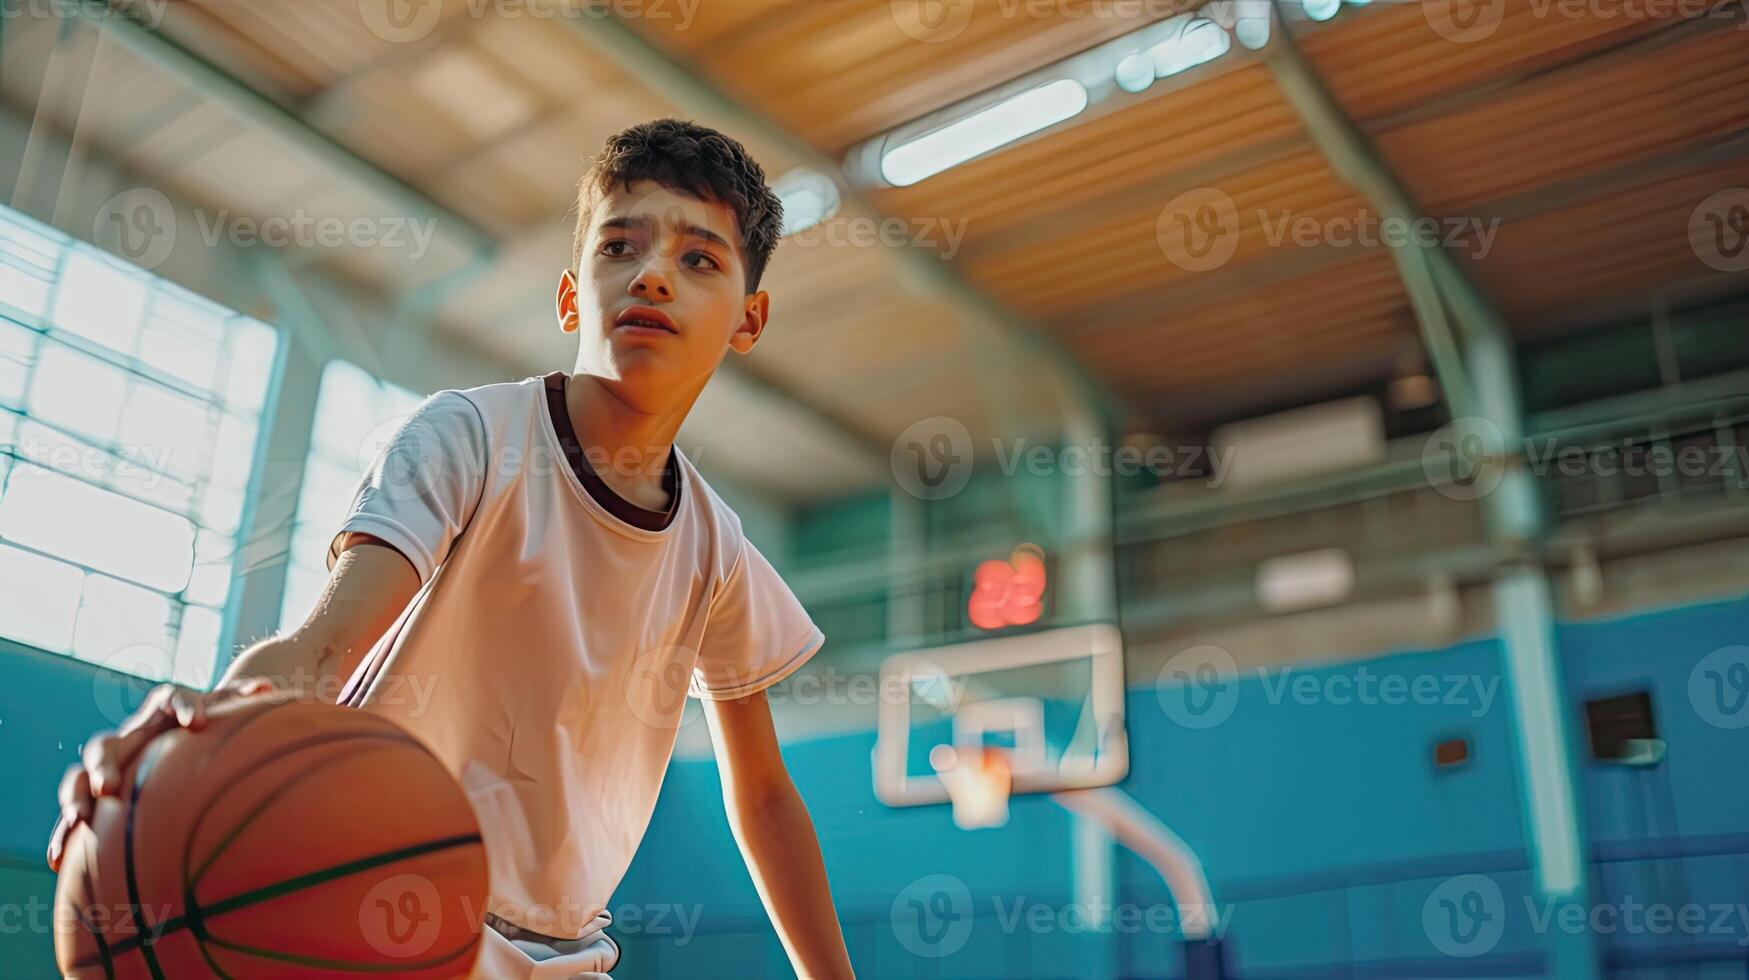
599, 214, 735, 253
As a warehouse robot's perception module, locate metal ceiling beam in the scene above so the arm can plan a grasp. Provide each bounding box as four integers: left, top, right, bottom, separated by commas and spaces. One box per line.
73, 0, 890, 467
80, 0, 497, 256
1259, 4, 1487, 421
1261, 12, 1598, 975
551, 10, 1135, 431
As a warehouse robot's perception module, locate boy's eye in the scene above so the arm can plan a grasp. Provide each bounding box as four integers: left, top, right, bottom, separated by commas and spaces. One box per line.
600, 239, 636, 257
685, 251, 721, 272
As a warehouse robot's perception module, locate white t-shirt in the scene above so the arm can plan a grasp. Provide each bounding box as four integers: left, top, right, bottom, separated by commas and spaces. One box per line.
328, 374, 824, 940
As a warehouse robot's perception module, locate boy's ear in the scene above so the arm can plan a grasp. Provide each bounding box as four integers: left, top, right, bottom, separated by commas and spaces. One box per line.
556, 269, 580, 334
729, 291, 770, 355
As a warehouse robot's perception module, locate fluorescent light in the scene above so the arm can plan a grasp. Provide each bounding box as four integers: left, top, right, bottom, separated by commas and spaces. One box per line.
1256, 548, 1355, 613
1115, 52, 1155, 93
773, 169, 840, 236
881, 79, 1089, 187
1150, 18, 1231, 78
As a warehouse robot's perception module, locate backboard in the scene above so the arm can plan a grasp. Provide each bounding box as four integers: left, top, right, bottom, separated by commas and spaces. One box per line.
872, 623, 1129, 818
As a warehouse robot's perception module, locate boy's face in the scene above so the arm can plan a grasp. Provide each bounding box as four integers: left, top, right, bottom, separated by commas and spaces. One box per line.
557, 179, 769, 397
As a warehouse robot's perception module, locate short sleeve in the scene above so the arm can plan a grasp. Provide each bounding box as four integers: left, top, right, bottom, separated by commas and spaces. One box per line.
326, 391, 488, 585
690, 536, 825, 701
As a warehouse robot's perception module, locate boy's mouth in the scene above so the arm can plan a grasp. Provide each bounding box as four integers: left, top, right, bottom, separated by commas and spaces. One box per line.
614, 306, 679, 335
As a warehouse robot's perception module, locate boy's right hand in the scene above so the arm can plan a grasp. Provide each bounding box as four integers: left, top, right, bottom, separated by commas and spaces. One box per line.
46, 677, 278, 873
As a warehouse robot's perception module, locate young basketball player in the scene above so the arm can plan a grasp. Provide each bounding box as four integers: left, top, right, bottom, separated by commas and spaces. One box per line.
51, 119, 857, 979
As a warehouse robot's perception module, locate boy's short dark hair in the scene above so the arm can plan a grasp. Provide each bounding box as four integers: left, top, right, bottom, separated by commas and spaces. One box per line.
571, 118, 784, 292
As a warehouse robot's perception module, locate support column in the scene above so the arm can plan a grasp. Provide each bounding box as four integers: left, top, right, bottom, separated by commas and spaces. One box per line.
1470, 326, 1599, 980
213, 254, 329, 676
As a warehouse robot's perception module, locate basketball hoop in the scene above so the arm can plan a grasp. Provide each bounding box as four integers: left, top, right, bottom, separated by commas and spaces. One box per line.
930, 744, 1013, 830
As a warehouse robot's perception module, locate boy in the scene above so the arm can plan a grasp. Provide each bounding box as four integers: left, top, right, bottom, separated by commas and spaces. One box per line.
51, 119, 856, 979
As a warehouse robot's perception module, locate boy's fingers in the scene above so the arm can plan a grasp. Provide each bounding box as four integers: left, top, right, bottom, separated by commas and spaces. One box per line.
81, 734, 123, 798
57, 764, 89, 815
171, 688, 204, 730
117, 684, 177, 738
47, 812, 68, 872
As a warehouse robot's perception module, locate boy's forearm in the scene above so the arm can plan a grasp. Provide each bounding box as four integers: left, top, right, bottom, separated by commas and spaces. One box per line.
216, 633, 352, 703
728, 780, 854, 980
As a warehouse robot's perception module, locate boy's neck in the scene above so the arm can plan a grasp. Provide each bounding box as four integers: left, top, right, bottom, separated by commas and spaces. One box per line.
562, 371, 685, 512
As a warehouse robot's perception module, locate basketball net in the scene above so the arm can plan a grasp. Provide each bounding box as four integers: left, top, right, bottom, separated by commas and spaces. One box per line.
931, 745, 1013, 830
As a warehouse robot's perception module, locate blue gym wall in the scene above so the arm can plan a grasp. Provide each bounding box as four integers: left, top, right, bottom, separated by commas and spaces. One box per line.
2, 597, 1746, 977
605, 596, 1749, 979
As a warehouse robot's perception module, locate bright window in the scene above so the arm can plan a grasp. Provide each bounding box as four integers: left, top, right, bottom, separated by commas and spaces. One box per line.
276, 360, 422, 632
0, 205, 277, 688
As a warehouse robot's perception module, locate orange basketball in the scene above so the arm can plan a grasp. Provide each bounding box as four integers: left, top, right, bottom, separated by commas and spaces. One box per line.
53, 692, 489, 979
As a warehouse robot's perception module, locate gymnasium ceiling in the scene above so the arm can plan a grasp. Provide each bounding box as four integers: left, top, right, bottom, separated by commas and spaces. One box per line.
4, 0, 1747, 503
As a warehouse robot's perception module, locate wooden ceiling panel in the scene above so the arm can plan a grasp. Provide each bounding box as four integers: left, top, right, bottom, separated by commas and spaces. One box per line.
1474, 159, 1749, 328
1382, 26, 1749, 217
625, 0, 1202, 153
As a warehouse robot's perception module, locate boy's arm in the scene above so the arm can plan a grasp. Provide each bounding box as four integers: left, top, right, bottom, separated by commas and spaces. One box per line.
50, 534, 418, 871
703, 691, 855, 980
217, 533, 420, 696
